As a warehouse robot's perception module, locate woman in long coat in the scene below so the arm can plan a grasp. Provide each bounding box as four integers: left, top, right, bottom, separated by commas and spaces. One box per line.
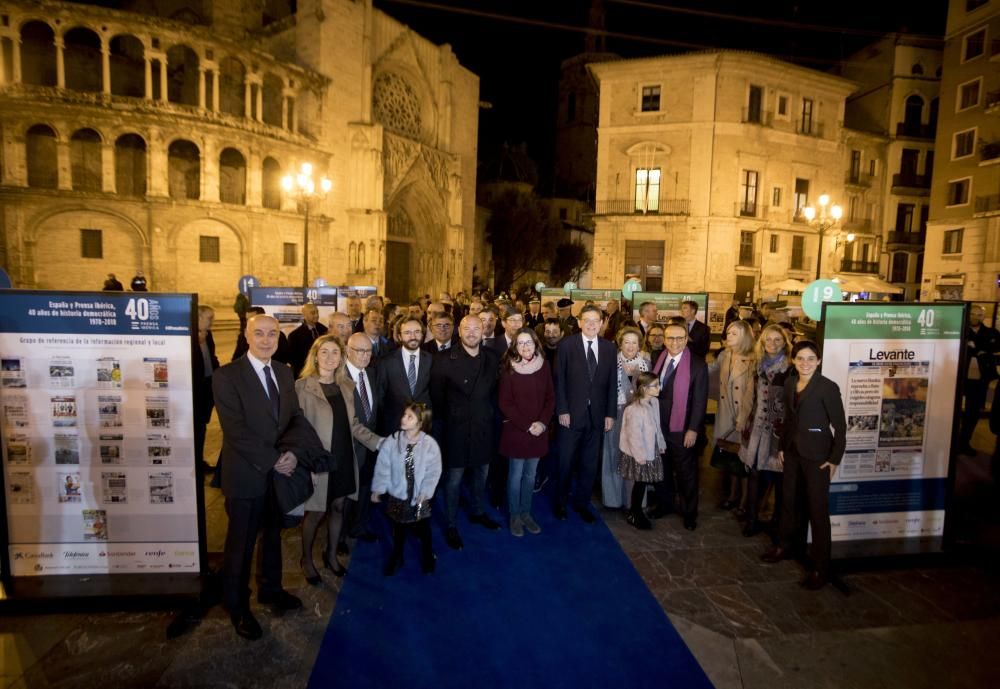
711, 320, 756, 512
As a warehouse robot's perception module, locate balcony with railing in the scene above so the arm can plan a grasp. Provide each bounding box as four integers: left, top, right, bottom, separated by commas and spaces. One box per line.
891, 173, 931, 193
734, 201, 764, 218
840, 259, 880, 274
843, 217, 873, 232
887, 231, 927, 246
975, 194, 1000, 216
986, 89, 1000, 113
593, 198, 691, 216
981, 141, 1000, 163
795, 120, 825, 138
741, 108, 773, 126
845, 172, 873, 188
895, 122, 935, 139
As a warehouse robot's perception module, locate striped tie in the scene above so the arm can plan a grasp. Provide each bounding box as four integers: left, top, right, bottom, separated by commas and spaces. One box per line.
407, 353, 417, 395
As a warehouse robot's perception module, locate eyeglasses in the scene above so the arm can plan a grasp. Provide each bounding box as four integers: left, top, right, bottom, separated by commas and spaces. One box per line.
433, 323, 452, 330
349, 347, 372, 355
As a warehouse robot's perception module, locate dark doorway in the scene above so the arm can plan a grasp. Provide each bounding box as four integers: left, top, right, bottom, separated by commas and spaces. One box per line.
385, 241, 411, 304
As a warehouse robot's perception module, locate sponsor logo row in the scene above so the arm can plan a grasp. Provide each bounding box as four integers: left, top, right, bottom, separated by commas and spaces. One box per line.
9, 543, 199, 575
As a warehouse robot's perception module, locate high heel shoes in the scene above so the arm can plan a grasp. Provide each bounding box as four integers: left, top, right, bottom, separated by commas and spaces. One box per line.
300, 559, 321, 586
322, 550, 347, 577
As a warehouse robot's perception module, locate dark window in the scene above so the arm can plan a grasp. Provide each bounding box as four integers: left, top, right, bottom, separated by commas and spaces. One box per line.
954, 129, 975, 158
896, 204, 915, 232
63, 27, 102, 93
769, 234, 779, 253
800, 98, 814, 134
262, 73, 284, 127
919, 205, 929, 233
850, 150, 861, 181
794, 178, 809, 216
772, 187, 781, 207
943, 229, 963, 254
199, 236, 220, 262
891, 253, 909, 283
115, 134, 147, 197
739, 170, 758, 215
70, 128, 102, 192
218, 148, 247, 205
26, 124, 58, 189
963, 28, 986, 61
948, 179, 970, 206
81, 229, 103, 259
959, 80, 981, 109
911, 63, 924, 75
283, 242, 297, 267
967, 0, 988, 11
739, 231, 755, 267
168, 139, 200, 200
641, 85, 661, 112
109, 34, 146, 98
747, 85, 763, 123
558, 207, 568, 220
777, 95, 788, 116
262, 157, 282, 210
166, 44, 200, 106
901, 148, 919, 177
904, 95, 923, 126
219, 57, 246, 116
791, 236, 804, 270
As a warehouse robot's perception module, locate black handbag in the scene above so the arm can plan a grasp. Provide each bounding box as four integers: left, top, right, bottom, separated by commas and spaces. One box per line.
271, 464, 315, 528
710, 439, 750, 477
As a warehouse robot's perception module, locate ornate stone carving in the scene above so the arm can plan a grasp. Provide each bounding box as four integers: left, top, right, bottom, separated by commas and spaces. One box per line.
373, 71, 422, 140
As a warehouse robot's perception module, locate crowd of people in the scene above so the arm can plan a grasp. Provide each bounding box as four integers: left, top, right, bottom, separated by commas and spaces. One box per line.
199, 290, 847, 641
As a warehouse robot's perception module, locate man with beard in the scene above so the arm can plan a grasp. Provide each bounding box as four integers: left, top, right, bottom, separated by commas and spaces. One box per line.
377, 317, 433, 435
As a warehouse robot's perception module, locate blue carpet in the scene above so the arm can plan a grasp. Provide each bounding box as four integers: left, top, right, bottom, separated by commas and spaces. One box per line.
307, 497, 715, 689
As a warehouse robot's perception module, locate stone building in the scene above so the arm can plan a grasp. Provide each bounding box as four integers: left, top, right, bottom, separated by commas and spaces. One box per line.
0, 0, 479, 308
841, 33, 943, 301
588, 51, 860, 303
922, 0, 1000, 302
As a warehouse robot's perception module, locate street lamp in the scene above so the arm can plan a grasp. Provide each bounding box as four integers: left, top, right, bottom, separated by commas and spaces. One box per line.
281, 163, 332, 289
803, 194, 843, 280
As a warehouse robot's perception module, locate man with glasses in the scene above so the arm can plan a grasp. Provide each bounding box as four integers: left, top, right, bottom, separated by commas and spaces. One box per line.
378, 318, 433, 435
649, 322, 708, 529
342, 333, 382, 544
554, 305, 617, 523
431, 316, 502, 550
488, 305, 524, 356
422, 312, 457, 353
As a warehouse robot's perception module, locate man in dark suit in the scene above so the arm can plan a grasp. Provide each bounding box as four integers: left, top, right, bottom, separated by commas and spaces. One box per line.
681, 300, 711, 359
287, 303, 328, 377
193, 305, 220, 474
634, 301, 658, 339
212, 314, 311, 640
488, 304, 522, 357
431, 315, 502, 550
342, 333, 381, 543
554, 304, 617, 522
478, 306, 500, 347
422, 312, 458, 353
650, 321, 708, 530
361, 308, 391, 363
960, 304, 1000, 454
378, 317, 433, 435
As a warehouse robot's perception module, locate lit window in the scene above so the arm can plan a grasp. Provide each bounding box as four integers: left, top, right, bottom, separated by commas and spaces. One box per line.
635, 168, 661, 212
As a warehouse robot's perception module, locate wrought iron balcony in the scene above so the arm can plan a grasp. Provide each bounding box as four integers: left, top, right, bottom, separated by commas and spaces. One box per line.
891, 173, 931, 192
986, 89, 1000, 112
741, 108, 773, 126
845, 172, 873, 188
840, 259, 880, 274
734, 201, 761, 218
981, 141, 1000, 162
895, 122, 935, 139
975, 194, 1000, 215
795, 120, 824, 138
887, 231, 926, 246
593, 198, 691, 215
843, 217, 873, 232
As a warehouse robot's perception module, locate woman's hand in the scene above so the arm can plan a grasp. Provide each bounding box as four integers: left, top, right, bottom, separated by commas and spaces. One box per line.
528, 421, 546, 436
819, 462, 836, 479
776, 451, 784, 467
371, 492, 381, 503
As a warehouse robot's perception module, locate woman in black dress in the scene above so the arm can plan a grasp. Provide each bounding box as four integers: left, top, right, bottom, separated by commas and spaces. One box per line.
296, 335, 382, 582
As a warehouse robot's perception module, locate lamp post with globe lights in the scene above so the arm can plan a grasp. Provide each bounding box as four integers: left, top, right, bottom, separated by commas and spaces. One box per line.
281, 163, 332, 289
802, 194, 843, 280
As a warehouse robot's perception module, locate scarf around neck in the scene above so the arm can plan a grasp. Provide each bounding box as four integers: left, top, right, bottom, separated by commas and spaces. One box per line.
512, 355, 544, 375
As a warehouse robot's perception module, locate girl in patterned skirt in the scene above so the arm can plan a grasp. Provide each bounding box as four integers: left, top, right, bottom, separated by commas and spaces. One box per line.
372, 402, 442, 576
618, 372, 666, 530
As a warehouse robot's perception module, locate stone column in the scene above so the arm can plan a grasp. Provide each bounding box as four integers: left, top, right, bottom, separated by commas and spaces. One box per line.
55, 37, 65, 89
158, 58, 167, 102
211, 70, 220, 111
56, 139, 72, 190
0, 39, 5, 85
247, 149, 262, 207
202, 139, 219, 202
281, 95, 288, 130
255, 83, 263, 122
292, 98, 299, 134
146, 127, 168, 197
244, 78, 252, 118
101, 40, 111, 95
198, 67, 206, 109
102, 142, 115, 192
144, 56, 152, 99
12, 39, 22, 83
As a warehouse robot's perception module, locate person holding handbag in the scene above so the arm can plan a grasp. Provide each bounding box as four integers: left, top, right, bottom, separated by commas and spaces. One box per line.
761, 340, 846, 591
710, 320, 756, 514
295, 335, 383, 584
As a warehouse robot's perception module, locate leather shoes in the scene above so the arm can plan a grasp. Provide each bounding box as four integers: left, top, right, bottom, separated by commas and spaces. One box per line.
802, 571, 828, 590
626, 510, 652, 530
574, 506, 596, 524
230, 611, 263, 641
760, 546, 789, 563
445, 526, 464, 550
683, 517, 697, 531
469, 513, 501, 530
553, 505, 568, 520
257, 589, 302, 611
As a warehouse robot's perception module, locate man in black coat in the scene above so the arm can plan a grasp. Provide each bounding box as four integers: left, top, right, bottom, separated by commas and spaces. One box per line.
431, 315, 501, 550
554, 305, 617, 522
681, 300, 711, 359
193, 305, 220, 473
378, 317, 433, 435
650, 321, 708, 530
488, 304, 523, 357
342, 333, 382, 543
960, 304, 1000, 454
287, 303, 328, 377
212, 314, 315, 640
422, 312, 458, 353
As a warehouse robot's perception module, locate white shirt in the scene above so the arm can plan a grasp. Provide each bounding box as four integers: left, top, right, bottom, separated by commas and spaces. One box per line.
346, 360, 373, 410
660, 349, 685, 387
247, 353, 279, 398
582, 335, 600, 365
400, 347, 420, 379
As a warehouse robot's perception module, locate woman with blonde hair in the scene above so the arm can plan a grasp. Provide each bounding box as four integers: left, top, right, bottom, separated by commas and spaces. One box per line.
711, 319, 756, 513
601, 326, 650, 509
740, 324, 792, 537
296, 334, 382, 583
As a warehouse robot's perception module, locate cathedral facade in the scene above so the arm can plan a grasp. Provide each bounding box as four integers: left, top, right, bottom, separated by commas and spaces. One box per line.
0, 0, 479, 307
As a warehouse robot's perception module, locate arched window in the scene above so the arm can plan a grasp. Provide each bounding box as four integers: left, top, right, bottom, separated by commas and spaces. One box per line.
218, 57, 246, 116
115, 134, 146, 197
348, 242, 357, 272
63, 27, 102, 92
168, 139, 200, 199
166, 45, 200, 106
372, 72, 422, 140
904, 95, 923, 127
26, 124, 58, 188
20, 21, 57, 86
357, 243, 366, 272
262, 73, 284, 127
219, 148, 247, 205
911, 63, 924, 75
890, 252, 909, 284
262, 157, 282, 209
70, 128, 102, 191
109, 35, 146, 97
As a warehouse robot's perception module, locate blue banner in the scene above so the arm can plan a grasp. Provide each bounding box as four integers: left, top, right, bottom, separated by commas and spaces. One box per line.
829, 478, 947, 515
0, 292, 192, 336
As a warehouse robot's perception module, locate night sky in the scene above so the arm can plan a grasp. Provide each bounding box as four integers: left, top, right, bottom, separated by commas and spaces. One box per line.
375, 0, 948, 182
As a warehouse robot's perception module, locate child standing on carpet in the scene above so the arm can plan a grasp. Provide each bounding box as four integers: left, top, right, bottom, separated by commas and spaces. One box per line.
618, 372, 666, 531
372, 402, 442, 576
